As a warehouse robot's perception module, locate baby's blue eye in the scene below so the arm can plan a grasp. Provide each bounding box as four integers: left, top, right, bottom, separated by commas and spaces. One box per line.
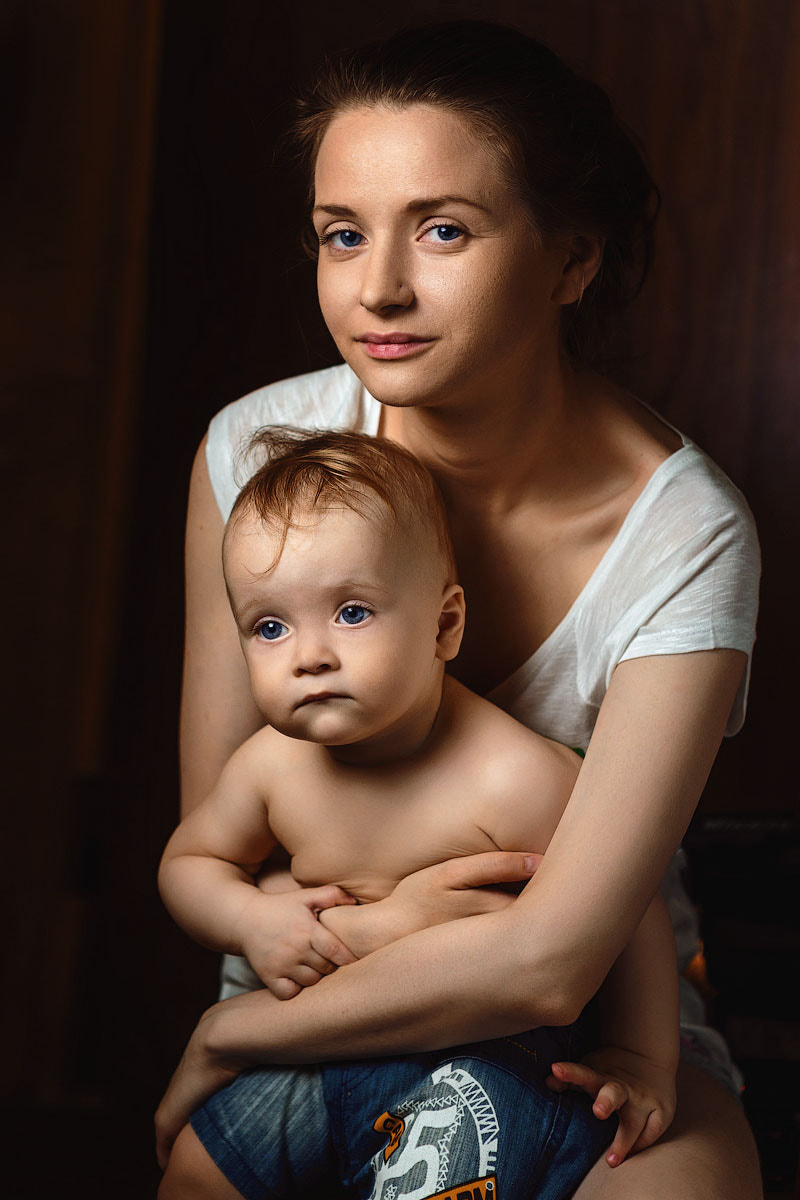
337, 605, 371, 625
257, 620, 287, 641
329, 229, 363, 249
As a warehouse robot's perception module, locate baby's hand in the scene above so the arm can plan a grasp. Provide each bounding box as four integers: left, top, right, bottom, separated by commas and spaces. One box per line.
237, 886, 358, 1000
546, 1046, 676, 1166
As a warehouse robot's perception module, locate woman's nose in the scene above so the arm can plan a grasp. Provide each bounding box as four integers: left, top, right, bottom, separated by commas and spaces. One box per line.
359, 241, 414, 313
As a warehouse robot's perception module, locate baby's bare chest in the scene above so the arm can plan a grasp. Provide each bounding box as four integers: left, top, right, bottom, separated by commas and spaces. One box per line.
266, 773, 497, 903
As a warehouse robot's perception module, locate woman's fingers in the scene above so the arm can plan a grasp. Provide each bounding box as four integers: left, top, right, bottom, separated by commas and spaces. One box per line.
441, 851, 543, 890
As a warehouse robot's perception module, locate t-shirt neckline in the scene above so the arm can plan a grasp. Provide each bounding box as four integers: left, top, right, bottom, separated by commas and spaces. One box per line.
361, 383, 694, 703
486, 439, 696, 704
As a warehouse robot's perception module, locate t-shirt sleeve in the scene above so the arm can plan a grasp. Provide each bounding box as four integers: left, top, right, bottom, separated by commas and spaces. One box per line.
203, 364, 378, 521
616, 454, 760, 734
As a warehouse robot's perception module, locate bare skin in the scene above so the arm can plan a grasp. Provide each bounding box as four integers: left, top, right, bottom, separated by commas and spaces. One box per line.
165, 103, 762, 1197
161, 504, 677, 1186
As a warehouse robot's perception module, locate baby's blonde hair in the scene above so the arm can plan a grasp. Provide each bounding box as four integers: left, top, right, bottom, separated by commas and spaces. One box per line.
227, 428, 456, 580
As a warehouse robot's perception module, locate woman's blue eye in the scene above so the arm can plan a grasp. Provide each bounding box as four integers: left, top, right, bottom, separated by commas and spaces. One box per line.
337, 605, 370, 625
329, 229, 364, 249
257, 620, 287, 641
427, 224, 463, 243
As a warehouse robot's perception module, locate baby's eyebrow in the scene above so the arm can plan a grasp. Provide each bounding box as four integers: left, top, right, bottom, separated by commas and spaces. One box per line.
230, 578, 391, 625
332, 577, 391, 594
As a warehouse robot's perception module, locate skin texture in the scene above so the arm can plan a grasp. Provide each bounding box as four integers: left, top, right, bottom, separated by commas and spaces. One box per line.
165, 103, 763, 1198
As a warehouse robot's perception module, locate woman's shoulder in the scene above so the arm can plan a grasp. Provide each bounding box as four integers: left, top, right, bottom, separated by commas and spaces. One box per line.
596, 381, 757, 542
639, 436, 758, 549
205, 363, 379, 519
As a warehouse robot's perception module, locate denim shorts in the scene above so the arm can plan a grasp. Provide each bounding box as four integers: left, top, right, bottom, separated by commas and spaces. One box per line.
190, 1024, 615, 1200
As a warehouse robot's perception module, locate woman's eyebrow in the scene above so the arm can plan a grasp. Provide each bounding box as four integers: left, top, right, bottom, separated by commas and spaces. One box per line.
313, 194, 492, 219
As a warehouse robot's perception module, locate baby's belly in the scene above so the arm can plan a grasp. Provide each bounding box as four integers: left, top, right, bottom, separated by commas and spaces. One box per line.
289, 830, 498, 904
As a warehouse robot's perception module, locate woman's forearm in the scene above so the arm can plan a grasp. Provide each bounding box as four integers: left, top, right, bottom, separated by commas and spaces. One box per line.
204, 906, 567, 1068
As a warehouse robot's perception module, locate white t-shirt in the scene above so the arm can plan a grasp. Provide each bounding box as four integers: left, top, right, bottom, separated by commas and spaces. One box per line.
206, 363, 760, 989
207, 362, 759, 742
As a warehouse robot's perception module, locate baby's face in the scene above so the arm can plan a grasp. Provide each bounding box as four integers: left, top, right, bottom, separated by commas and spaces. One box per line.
224, 505, 449, 753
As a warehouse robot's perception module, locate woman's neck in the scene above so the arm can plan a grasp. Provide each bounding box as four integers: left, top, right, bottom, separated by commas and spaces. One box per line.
382, 353, 589, 514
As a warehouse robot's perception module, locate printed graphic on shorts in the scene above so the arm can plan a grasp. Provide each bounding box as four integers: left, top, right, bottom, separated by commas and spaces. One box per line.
373, 1111, 406, 1162
368, 1062, 500, 1200
427, 1175, 497, 1200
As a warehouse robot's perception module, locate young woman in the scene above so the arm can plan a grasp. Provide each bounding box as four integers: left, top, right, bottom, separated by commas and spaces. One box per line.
157, 22, 762, 1199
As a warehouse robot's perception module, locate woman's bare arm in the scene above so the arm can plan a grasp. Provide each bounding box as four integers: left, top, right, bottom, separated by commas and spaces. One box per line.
177, 647, 745, 1053
156, 647, 743, 1159
180, 437, 263, 815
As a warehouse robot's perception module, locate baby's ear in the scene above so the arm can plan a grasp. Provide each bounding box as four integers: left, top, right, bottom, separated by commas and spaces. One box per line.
436, 584, 466, 662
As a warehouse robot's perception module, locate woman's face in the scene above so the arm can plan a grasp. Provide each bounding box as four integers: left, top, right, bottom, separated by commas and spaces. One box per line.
313, 104, 572, 411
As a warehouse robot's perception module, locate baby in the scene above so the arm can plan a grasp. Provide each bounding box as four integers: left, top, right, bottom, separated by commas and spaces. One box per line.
159, 429, 677, 1200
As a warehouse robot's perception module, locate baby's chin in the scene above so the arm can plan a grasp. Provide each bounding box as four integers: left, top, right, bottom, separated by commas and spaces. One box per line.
269, 707, 377, 748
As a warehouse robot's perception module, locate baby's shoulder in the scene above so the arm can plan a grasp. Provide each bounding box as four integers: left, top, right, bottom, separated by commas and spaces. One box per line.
231, 724, 316, 786
446, 682, 579, 800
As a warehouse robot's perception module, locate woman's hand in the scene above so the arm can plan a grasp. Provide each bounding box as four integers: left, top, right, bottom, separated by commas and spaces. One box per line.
546, 1046, 676, 1166
154, 1005, 240, 1170
320, 851, 542, 958
386, 850, 543, 934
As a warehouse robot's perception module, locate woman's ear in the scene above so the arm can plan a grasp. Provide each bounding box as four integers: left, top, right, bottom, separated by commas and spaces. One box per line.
436, 584, 466, 662
552, 235, 604, 306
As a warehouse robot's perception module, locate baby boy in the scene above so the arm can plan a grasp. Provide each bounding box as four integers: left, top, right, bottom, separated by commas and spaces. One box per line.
159, 429, 677, 1200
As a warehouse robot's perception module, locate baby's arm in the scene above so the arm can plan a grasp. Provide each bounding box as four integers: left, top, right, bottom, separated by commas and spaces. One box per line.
159, 734, 356, 997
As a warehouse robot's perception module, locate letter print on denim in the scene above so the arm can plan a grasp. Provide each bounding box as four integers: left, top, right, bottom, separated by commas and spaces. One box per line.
368, 1061, 499, 1199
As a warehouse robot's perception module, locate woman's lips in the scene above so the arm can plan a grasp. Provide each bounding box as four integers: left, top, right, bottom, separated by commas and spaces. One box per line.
357, 333, 434, 360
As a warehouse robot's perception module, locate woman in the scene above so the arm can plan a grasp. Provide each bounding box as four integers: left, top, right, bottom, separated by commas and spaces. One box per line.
158, 22, 762, 1199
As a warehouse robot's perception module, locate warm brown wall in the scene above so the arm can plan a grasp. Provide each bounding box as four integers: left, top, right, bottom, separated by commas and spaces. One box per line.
1, 0, 161, 1104
2, 0, 797, 1191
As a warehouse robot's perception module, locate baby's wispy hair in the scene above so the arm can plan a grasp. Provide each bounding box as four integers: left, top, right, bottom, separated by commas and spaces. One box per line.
227, 427, 456, 579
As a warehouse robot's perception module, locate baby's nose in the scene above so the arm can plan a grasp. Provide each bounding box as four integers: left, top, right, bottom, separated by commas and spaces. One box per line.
293, 630, 340, 676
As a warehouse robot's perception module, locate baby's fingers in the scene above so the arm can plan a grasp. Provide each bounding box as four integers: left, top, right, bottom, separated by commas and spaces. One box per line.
302, 947, 341, 976
605, 1101, 659, 1166
310, 926, 357, 968
287, 964, 325, 988
268, 977, 302, 1001
628, 1107, 670, 1155
591, 1079, 629, 1121
304, 885, 357, 913
546, 1061, 606, 1096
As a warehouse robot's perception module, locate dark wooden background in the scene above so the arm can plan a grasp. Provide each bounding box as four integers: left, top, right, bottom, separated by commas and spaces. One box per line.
2, 1, 797, 1194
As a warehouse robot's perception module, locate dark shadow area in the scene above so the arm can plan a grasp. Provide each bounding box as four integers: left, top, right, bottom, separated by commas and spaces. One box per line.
1, 1, 797, 1194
